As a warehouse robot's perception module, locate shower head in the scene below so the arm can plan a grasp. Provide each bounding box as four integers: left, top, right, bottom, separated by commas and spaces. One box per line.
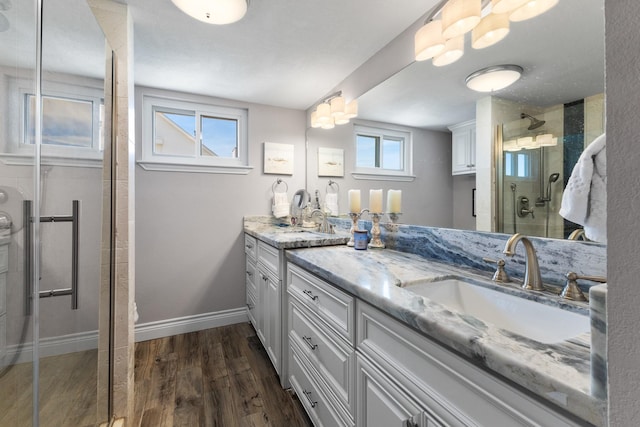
545, 172, 560, 200
520, 113, 546, 130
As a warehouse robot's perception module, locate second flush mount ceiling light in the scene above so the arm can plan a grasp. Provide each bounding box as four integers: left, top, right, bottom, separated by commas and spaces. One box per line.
171, 0, 248, 25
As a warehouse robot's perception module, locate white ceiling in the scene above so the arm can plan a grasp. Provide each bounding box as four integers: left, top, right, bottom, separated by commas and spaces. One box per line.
0, 0, 605, 131
124, 0, 436, 110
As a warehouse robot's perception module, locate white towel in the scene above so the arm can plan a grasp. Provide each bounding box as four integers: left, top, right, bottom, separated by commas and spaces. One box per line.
324, 193, 339, 216
559, 133, 607, 243
272, 191, 290, 218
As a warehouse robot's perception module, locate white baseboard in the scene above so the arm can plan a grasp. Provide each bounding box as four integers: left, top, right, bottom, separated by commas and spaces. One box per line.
134, 307, 248, 342
2, 329, 99, 366
0, 307, 249, 367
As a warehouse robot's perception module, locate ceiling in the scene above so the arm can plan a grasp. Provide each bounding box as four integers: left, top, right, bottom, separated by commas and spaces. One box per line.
124, 0, 437, 111
0, 0, 605, 131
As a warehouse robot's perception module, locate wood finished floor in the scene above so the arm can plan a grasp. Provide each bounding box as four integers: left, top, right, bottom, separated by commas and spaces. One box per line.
133, 322, 313, 427
0, 349, 99, 427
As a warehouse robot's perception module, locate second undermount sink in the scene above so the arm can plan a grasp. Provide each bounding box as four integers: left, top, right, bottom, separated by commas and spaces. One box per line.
405, 278, 590, 344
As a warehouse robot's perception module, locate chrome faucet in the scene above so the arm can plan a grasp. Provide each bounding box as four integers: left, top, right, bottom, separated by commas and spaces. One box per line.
310, 209, 334, 234
502, 233, 544, 291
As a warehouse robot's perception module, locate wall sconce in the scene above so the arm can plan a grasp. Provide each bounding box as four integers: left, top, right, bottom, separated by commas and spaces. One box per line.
311, 91, 358, 129
415, 0, 559, 65
171, 0, 248, 25
465, 64, 523, 92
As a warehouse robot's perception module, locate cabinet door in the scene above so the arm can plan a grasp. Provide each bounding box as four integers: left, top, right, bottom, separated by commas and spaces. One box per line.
356, 355, 425, 427
451, 130, 471, 174
264, 271, 281, 374
256, 266, 268, 345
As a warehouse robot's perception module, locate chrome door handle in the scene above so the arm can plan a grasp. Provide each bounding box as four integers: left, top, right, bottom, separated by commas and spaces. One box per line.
302, 335, 318, 350
302, 390, 317, 408
302, 289, 318, 301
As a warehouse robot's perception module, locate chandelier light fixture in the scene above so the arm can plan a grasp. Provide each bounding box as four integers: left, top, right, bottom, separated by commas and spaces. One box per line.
311, 92, 358, 130
414, 0, 559, 67
171, 0, 248, 25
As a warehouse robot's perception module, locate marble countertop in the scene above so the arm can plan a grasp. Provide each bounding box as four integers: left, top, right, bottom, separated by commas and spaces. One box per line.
244, 216, 350, 249
286, 245, 605, 426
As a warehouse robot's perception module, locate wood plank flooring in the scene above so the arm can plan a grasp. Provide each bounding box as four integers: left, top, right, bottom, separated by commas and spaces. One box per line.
133, 322, 313, 427
0, 349, 99, 427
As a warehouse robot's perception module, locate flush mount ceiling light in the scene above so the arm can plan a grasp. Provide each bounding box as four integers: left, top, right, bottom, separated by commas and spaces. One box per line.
310, 91, 358, 130
414, 0, 559, 65
465, 64, 523, 92
171, 0, 248, 25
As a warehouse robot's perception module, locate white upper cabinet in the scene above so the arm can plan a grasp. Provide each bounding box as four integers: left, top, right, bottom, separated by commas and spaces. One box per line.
449, 120, 476, 175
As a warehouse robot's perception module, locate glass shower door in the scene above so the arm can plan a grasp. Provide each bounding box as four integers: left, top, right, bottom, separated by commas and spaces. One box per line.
0, 0, 38, 424
0, 0, 113, 425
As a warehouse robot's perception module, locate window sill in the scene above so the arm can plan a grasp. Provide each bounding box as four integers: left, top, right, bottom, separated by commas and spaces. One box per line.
352, 172, 415, 182
137, 160, 253, 174
0, 153, 103, 168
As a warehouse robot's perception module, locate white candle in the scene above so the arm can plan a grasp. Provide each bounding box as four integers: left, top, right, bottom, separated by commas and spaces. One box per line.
387, 190, 402, 213
348, 189, 361, 213
370, 189, 383, 213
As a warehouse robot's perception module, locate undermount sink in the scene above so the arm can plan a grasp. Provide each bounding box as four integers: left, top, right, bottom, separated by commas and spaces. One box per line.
405, 278, 590, 344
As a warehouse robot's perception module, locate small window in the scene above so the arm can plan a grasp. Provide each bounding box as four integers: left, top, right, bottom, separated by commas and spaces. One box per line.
504, 150, 538, 179
24, 93, 103, 151
140, 93, 251, 174
353, 125, 413, 181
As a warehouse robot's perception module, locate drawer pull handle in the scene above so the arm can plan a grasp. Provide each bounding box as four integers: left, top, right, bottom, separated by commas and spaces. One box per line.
303, 289, 318, 301
302, 336, 318, 350
247, 302, 255, 310
261, 274, 268, 281
246, 271, 253, 277
302, 390, 317, 408
402, 419, 418, 427
246, 243, 254, 249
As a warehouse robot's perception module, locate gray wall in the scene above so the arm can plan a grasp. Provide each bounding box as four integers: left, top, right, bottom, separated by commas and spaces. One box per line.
134, 87, 306, 323
606, 0, 640, 424
306, 120, 453, 227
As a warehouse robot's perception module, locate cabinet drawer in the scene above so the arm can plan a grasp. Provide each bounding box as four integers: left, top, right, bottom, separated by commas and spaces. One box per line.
288, 263, 355, 344
244, 234, 257, 260
289, 341, 354, 427
289, 297, 355, 416
357, 301, 583, 427
245, 258, 257, 296
0, 245, 7, 273
257, 240, 280, 276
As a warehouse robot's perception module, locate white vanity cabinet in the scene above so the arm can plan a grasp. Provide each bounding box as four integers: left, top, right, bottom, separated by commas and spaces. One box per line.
449, 120, 476, 175
356, 354, 444, 427
244, 234, 284, 379
287, 263, 356, 427
356, 300, 587, 427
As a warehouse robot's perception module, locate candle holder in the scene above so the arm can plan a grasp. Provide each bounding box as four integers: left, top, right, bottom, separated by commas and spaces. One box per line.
388, 212, 402, 224
347, 209, 368, 247
368, 212, 385, 249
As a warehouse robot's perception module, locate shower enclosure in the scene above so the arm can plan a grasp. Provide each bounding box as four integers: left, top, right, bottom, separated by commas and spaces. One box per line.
0, 0, 114, 425
496, 96, 605, 239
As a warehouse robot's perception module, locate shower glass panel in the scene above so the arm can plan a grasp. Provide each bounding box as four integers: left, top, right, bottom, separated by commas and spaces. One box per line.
0, 0, 37, 424
0, 0, 113, 425
496, 95, 605, 239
